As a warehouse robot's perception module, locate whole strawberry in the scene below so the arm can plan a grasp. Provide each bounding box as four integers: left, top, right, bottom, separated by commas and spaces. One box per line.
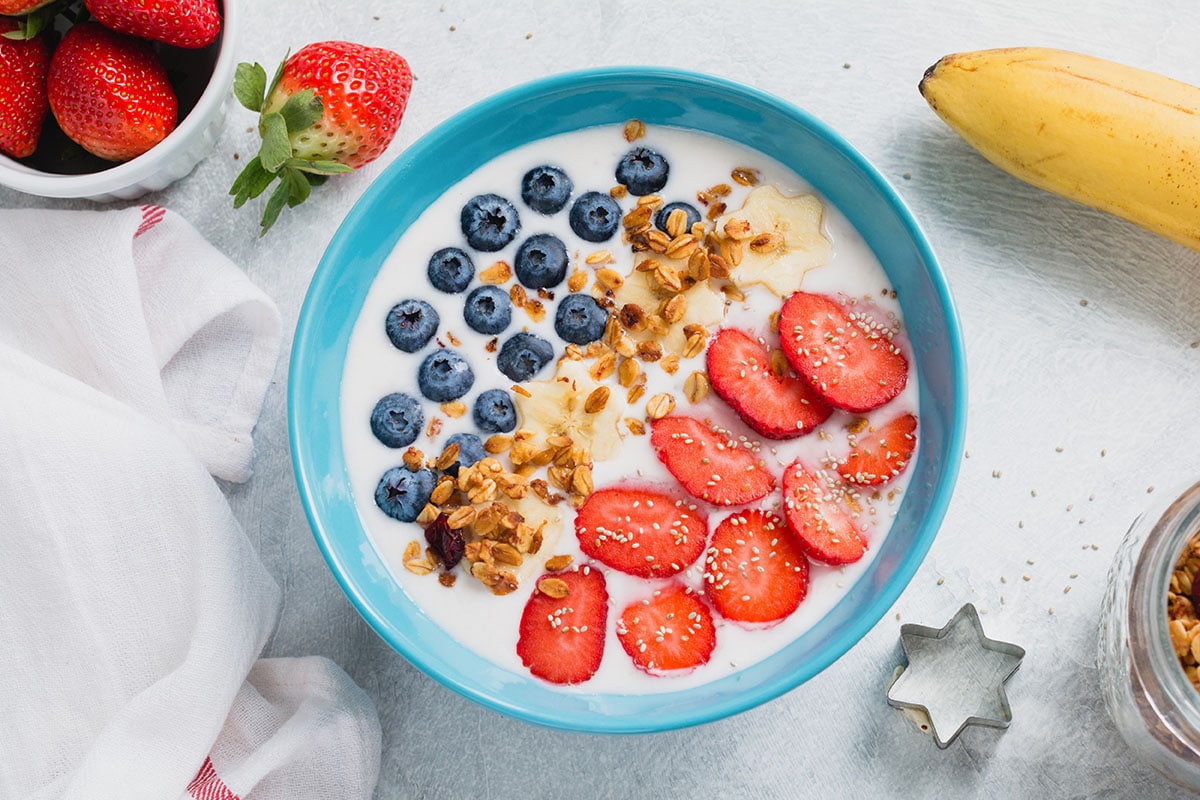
0, 17, 49, 158
230, 41, 413, 235
0, 0, 52, 14
84, 0, 220, 50
47, 22, 177, 161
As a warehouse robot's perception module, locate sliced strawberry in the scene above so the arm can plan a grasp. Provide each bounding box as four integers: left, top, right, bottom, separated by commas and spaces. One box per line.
780, 460, 867, 565
616, 584, 716, 674
706, 327, 834, 439
838, 412, 918, 485
516, 565, 608, 685
778, 291, 909, 413
575, 486, 707, 579
649, 415, 775, 506
703, 509, 809, 624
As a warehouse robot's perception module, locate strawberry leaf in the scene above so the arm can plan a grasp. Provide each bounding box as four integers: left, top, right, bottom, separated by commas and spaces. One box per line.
260, 180, 291, 236
278, 89, 324, 134
286, 158, 353, 175
233, 62, 268, 112
264, 49, 290, 105
229, 156, 277, 208
283, 168, 311, 207
257, 112, 291, 173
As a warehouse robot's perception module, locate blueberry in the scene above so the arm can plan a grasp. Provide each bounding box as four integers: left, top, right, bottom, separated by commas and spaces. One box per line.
472, 388, 517, 433
520, 165, 573, 215
554, 293, 608, 345
369, 392, 425, 449
445, 432, 486, 469
427, 247, 475, 294
463, 285, 512, 335
374, 466, 435, 522
615, 147, 669, 196
497, 332, 555, 382
655, 201, 701, 233
568, 191, 621, 243
514, 233, 568, 289
385, 299, 439, 353
417, 349, 474, 402
461, 194, 521, 252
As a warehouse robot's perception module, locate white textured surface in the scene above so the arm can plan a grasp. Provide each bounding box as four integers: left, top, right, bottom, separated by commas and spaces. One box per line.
5, 1, 1200, 797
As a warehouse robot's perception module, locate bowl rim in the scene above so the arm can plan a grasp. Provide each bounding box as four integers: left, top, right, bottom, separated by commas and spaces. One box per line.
289, 65, 968, 733
0, 0, 240, 197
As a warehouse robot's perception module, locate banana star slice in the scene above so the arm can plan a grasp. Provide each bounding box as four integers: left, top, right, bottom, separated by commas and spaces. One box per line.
512, 357, 625, 461
715, 185, 832, 296
611, 260, 726, 355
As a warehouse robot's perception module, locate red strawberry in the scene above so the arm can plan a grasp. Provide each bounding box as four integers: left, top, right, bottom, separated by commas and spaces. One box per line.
516, 565, 608, 685
778, 291, 909, 413
706, 327, 833, 439
231, 41, 413, 234
649, 415, 775, 506
46, 23, 177, 162
0, 0, 52, 14
616, 584, 716, 674
575, 486, 708, 579
85, 0, 220, 49
704, 509, 809, 624
838, 412, 918, 486
781, 460, 867, 565
0, 18, 49, 159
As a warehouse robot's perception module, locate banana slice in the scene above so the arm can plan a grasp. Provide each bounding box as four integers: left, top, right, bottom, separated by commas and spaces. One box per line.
513, 357, 625, 460
715, 185, 831, 296
611, 260, 726, 355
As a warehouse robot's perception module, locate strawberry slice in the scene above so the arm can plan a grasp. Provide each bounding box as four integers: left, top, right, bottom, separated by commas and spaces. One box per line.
778, 291, 909, 413
575, 486, 708, 579
704, 509, 809, 624
706, 327, 833, 439
838, 412, 918, 485
616, 584, 716, 674
649, 415, 775, 506
516, 565, 608, 685
781, 460, 867, 565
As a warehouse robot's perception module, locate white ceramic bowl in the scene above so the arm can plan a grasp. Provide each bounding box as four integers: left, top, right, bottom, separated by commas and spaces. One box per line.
0, 0, 239, 201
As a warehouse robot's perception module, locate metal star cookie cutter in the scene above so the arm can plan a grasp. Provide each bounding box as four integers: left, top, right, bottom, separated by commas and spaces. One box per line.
886, 603, 1025, 748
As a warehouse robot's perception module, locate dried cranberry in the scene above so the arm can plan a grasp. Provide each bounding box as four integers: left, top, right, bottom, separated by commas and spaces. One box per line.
425, 514, 465, 568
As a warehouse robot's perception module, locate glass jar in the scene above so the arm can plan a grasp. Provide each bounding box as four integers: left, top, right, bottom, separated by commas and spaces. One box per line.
1099, 478, 1200, 790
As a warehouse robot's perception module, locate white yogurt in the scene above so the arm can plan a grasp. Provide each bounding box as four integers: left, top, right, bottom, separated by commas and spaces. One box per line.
340, 124, 919, 694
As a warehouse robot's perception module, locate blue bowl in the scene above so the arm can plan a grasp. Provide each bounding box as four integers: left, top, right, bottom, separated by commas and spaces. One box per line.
289, 67, 966, 734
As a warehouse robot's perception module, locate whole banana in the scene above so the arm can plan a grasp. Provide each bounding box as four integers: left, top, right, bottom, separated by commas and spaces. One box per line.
919, 47, 1200, 252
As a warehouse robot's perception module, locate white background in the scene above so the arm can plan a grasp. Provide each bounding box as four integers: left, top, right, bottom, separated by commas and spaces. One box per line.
5, 1, 1200, 797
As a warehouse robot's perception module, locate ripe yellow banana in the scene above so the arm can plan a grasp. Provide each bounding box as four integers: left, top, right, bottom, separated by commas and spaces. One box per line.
919, 47, 1200, 252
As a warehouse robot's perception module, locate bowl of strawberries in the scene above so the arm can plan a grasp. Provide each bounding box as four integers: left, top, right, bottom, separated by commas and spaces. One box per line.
0, 0, 235, 200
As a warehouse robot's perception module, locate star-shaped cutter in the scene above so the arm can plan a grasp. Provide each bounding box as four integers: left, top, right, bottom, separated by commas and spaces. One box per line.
886, 603, 1025, 748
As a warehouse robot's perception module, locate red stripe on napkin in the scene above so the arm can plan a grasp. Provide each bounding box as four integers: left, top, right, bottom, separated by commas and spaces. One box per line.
134, 205, 167, 239
186, 756, 239, 800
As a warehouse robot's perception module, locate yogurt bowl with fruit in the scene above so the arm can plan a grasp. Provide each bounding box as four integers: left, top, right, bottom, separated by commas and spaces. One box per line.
290, 67, 966, 733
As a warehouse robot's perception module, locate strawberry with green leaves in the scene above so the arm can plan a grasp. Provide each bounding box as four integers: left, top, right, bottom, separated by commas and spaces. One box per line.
0, 17, 49, 158
85, 0, 221, 49
231, 41, 413, 235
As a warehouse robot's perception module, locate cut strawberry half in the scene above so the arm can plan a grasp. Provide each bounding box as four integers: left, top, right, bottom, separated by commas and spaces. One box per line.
706, 327, 833, 439
575, 486, 708, 579
778, 291, 909, 413
649, 415, 775, 506
704, 509, 809, 624
616, 583, 716, 674
780, 460, 868, 565
516, 565, 608, 685
838, 412, 918, 485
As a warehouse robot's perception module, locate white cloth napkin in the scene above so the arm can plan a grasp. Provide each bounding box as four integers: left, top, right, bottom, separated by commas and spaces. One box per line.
0, 206, 381, 800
